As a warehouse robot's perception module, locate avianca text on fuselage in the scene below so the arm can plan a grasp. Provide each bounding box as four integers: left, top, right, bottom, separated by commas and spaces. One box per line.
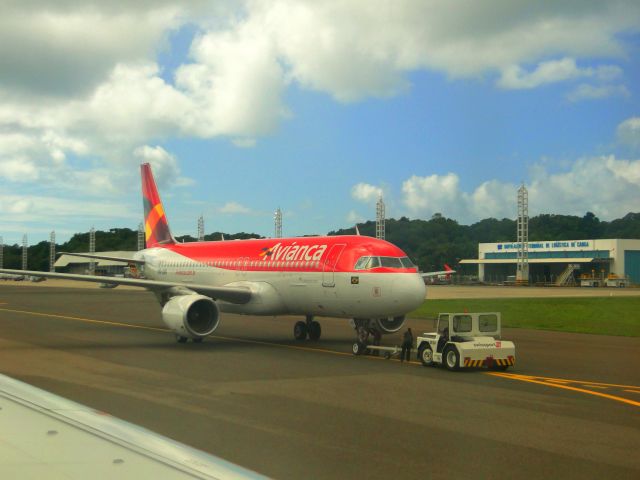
260, 242, 327, 263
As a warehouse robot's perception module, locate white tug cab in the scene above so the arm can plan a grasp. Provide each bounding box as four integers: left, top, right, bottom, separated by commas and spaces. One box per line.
416, 312, 516, 371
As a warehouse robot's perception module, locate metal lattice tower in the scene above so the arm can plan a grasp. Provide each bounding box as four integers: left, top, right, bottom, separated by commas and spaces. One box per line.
198, 215, 205, 242
376, 196, 386, 240
516, 184, 529, 284
274, 208, 282, 238
22, 234, 28, 270
50, 231, 56, 272
0, 236, 3, 269
89, 227, 96, 275
138, 222, 145, 250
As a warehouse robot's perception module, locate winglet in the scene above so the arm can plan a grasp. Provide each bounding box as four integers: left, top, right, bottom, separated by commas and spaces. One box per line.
141, 163, 175, 247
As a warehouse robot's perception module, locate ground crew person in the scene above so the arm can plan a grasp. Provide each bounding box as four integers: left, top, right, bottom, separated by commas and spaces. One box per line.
401, 327, 413, 363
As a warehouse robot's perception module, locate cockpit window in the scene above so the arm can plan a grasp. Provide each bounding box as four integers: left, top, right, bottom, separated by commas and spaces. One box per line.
354, 256, 370, 270
400, 257, 415, 268
355, 255, 415, 270
380, 257, 402, 268
366, 256, 380, 269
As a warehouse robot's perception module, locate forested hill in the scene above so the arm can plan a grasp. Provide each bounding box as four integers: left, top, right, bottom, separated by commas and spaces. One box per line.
328, 212, 640, 272
2, 213, 639, 272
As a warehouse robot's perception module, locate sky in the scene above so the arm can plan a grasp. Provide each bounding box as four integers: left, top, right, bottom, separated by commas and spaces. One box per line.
1, 0, 639, 245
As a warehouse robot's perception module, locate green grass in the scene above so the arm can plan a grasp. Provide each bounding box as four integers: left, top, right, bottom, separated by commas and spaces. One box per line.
410, 297, 640, 337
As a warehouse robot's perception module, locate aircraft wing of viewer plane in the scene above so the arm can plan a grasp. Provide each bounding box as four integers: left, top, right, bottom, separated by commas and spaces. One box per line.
0, 373, 266, 479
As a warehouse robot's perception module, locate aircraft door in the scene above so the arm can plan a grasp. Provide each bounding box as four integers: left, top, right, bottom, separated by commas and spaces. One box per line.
322, 244, 346, 287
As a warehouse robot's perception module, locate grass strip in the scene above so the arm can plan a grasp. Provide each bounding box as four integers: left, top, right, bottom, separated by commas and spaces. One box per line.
410, 296, 640, 337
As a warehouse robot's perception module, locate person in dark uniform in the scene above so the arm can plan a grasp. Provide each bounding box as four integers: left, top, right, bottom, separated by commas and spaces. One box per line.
401, 328, 413, 363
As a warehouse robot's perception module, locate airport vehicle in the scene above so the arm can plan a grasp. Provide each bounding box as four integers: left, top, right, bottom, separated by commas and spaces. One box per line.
416, 312, 515, 370
0, 163, 426, 344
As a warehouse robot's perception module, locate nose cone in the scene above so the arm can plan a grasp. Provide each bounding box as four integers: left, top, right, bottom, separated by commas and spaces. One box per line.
394, 273, 427, 312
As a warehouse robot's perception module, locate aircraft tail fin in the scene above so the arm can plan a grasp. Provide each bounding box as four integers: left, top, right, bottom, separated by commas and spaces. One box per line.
141, 163, 175, 247
444, 263, 453, 271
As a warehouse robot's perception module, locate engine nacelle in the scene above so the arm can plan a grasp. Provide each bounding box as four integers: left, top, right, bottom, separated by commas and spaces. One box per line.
375, 315, 406, 333
161, 295, 220, 339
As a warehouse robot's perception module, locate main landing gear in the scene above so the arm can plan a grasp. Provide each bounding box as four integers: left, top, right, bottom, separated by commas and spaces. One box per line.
293, 315, 322, 341
176, 335, 204, 343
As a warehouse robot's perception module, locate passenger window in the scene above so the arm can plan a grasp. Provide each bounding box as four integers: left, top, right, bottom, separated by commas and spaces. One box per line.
479, 314, 498, 332
453, 315, 472, 333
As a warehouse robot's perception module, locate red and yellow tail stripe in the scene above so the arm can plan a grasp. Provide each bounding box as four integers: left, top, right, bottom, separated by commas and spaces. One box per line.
141, 163, 174, 247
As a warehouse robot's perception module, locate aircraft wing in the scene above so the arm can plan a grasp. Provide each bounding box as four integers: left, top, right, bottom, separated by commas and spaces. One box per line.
58, 252, 146, 264
0, 373, 267, 479
0, 268, 251, 304
421, 270, 456, 278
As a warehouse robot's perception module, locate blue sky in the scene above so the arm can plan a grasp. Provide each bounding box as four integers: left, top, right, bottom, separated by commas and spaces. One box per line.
1, 1, 639, 245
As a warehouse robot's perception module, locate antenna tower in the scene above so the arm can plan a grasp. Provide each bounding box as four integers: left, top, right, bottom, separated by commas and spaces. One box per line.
89, 227, 96, 275
376, 196, 386, 240
50, 231, 56, 272
22, 234, 28, 270
516, 184, 529, 285
138, 222, 145, 250
274, 208, 282, 238
198, 215, 205, 242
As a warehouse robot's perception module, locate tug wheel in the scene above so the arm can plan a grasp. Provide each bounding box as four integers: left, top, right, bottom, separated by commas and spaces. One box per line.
419, 345, 434, 367
352, 342, 367, 355
443, 346, 460, 371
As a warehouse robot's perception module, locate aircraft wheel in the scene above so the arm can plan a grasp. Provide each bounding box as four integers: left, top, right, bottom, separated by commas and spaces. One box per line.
308, 321, 321, 341
294, 321, 308, 340
176, 335, 188, 343
419, 345, 434, 367
443, 346, 459, 371
352, 342, 367, 355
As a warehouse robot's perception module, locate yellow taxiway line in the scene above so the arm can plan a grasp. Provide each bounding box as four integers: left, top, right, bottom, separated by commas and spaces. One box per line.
485, 372, 640, 408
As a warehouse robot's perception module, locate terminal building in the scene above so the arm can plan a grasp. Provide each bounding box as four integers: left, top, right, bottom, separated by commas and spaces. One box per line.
461, 239, 640, 286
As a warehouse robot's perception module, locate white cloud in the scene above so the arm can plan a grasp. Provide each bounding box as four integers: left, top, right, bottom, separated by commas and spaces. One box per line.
402, 173, 460, 214
401, 155, 640, 223
133, 145, 193, 188
0, 158, 39, 182
346, 210, 365, 225
351, 183, 384, 203
617, 117, 640, 147
497, 58, 622, 90
567, 83, 630, 102
217, 202, 253, 215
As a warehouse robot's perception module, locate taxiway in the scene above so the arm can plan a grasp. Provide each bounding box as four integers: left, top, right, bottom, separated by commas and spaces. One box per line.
0, 285, 638, 479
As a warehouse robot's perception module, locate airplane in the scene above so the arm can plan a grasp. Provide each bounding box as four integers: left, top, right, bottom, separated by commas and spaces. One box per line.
421, 263, 456, 283
0, 163, 426, 345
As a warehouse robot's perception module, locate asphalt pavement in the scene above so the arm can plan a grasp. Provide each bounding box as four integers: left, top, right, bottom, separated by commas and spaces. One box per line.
0, 285, 638, 479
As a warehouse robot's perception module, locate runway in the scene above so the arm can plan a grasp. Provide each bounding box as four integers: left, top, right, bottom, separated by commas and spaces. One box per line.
1, 285, 639, 479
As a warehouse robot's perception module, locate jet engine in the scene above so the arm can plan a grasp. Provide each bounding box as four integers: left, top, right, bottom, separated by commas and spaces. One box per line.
375, 315, 406, 333
161, 294, 220, 339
